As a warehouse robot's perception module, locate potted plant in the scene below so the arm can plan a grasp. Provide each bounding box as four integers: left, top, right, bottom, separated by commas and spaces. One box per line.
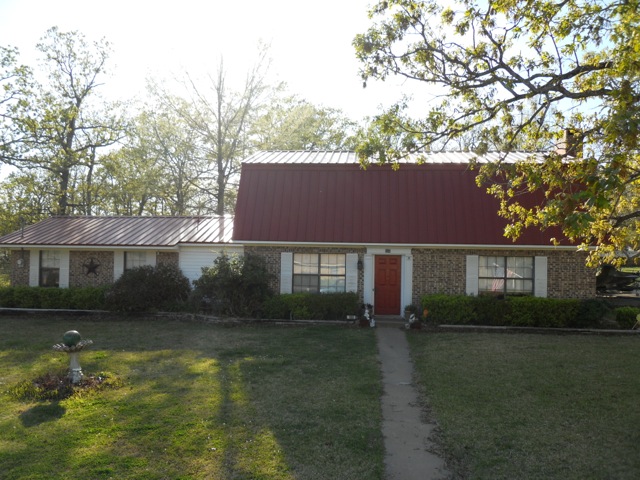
359, 303, 374, 327
404, 304, 422, 329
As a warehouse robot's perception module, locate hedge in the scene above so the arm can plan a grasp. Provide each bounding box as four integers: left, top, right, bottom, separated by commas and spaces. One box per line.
421, 294, 633, 329
0, 286, 108, 310
262, 292, 359, 320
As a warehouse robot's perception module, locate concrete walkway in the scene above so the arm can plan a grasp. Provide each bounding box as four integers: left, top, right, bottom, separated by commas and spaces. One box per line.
376, 324, 451, 480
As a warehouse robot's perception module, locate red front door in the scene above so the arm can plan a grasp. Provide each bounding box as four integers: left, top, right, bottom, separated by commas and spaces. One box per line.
374, 256, 401, 315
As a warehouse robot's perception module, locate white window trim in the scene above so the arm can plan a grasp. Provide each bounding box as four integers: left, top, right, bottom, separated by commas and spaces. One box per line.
281, 252, 356, 295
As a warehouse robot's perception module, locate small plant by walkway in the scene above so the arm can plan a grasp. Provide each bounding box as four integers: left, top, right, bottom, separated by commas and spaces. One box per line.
0, 317, 384, 479
408, 332, 640, 479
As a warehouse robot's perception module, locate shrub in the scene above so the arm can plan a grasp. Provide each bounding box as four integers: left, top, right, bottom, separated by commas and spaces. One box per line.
421, 294, 603, 328
421, 295, 477, 324
106, 263, 191, 312
504, 297, 580, 328
615, 307, 640, 329
67, 287, 108, 310
192, 254, 273, 317
574, 298, 612, 328
262, 292, 360, 320
0, 286, 108, 310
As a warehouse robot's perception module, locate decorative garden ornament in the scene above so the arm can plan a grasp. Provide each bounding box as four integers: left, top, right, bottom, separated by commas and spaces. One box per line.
53, 330, 93, 384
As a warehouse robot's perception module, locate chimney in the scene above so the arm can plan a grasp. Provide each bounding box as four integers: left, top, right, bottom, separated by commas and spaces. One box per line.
556, 129, 583, 157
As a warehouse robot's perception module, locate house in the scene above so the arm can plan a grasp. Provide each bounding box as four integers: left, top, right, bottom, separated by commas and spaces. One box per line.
0, 216, 238, 288
0, 151, 595, 313
232, 151, 595, 314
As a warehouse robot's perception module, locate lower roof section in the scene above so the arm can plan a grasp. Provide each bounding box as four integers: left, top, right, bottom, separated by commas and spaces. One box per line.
0, 216, 234, 248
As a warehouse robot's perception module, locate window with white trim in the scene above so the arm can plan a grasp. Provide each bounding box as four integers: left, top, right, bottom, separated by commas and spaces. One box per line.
125, 251, 147, 270
293, 253, 346, 293
39, 250, 60, 287
478, 256, 534, 295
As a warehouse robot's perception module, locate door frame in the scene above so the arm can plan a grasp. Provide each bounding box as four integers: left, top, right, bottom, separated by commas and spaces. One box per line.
363, 247, 413, 316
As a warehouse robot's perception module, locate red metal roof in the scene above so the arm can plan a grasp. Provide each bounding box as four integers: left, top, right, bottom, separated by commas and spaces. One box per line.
0, 216, 234, 247
233, 159, 566, 246
243, 150, 540, 165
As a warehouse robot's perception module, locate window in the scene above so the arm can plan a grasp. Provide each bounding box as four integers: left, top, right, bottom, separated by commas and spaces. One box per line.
39, 250, 60, 287
125, 251, 147, 270
293, 253, 346, 293
478, 256, 534, 295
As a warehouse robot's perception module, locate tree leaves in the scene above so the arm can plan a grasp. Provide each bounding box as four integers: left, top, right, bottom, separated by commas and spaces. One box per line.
355, 0, 640, 266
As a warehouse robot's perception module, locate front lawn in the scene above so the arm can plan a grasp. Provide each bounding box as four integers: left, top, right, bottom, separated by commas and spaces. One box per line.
408, 332, 640, 479
0, 316, 383, 479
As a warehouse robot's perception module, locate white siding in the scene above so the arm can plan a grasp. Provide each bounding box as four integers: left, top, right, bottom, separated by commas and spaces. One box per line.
280, 252, 293, 294
179, 246, 243, 285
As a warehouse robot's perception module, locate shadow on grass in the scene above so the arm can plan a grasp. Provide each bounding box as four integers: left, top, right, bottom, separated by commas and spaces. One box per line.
20, 402, 66, 427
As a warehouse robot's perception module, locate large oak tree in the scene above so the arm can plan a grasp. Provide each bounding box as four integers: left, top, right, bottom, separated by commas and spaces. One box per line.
354, 0, 640, 266
3, 28, 126, 216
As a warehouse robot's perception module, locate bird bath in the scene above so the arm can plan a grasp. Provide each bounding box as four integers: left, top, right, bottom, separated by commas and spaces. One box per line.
53, 330, 93, 384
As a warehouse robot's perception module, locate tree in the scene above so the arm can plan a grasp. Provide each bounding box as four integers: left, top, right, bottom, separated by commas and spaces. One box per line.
0, 46, 31, 165
149, 48, 271, 215
354, 0, 640, 266
4, 27, 126, 215
0, 170, 52, 235
253, 93, 359, 150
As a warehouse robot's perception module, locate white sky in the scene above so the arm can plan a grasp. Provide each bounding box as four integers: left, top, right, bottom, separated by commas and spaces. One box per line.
0, 0, 417, 120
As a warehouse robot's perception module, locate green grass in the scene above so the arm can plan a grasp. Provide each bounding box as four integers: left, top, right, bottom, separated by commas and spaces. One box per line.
408, 332, 640, 479
0, 316, 383, 479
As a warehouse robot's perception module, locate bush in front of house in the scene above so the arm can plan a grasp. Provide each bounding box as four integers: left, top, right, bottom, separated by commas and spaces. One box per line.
105, 264, 191, 312
503, 297, 581, 328
421, 294, 478, 324
421, 294, 625, 329
261, 292, 360, 320
0, 286, 108, 310
192, 253, 273, 318
614, 307, 640, 329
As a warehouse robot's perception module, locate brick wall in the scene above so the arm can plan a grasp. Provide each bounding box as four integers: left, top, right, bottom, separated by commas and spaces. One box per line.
412, 248, 595, 303
69, 251, 114, 287
244, 246, 366, 302
546, 250, 596, 298
10, 250, 30, 286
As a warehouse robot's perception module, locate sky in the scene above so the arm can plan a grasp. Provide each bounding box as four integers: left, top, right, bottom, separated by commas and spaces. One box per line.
0, 0, 417, 120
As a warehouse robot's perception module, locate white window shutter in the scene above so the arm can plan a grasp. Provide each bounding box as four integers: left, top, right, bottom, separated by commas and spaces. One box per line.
534, 256, 548, 297
58, 250, 70, 288
466, 255, 479, 295
345, 253, 358, 293
280, 252, 293, 294
29, 250, 39, 287
114, 251, 124, 280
